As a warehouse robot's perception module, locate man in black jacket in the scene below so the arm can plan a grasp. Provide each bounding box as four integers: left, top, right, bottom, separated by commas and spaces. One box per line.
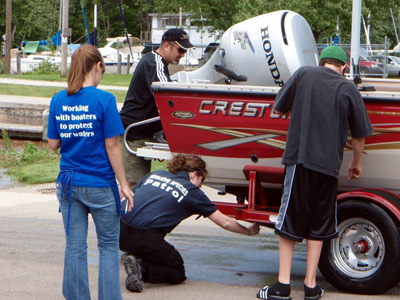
119, 29, 194, 188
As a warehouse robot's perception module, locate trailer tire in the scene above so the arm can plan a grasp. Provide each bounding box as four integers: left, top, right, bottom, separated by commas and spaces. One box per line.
319, 200, 400, 294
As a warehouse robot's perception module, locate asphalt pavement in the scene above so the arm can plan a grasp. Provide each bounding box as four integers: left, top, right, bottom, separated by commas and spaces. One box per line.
0, 183, 398, 300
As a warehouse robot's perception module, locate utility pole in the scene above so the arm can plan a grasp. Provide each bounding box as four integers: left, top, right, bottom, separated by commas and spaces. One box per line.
58, 0, 62, 51
5, 0, 12, 74
350, 0, 362, 84
390, 8, 399, 44
93, 4, 98, 46
179, 7, 182, 28
61, 0, 70, 78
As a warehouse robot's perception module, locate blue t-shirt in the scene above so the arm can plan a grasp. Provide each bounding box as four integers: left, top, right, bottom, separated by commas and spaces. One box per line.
122, 170, 217, 233
47, 86, 124, 185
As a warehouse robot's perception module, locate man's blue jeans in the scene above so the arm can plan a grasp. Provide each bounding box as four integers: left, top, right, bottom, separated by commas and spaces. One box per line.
57, 184, 122, 300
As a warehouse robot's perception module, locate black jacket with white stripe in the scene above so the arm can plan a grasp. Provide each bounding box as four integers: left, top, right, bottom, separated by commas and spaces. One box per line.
120, 51, 170, 140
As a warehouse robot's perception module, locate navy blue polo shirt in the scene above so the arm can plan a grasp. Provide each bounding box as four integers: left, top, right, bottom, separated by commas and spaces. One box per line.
121, 170, 217, 233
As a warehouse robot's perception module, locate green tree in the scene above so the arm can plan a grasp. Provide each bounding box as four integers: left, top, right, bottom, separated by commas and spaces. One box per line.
151, 0, 245, 35
264, 0, 399, 47
190, 0, 398, 47
1, 0, 399, 49
10, 0, 60, 43
362, 0, 399, 46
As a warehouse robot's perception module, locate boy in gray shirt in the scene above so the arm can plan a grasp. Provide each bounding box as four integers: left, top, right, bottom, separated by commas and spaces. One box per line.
257, 46, 373, 300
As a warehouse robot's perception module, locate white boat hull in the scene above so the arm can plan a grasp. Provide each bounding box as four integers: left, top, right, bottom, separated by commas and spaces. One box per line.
10, 55, 70, 74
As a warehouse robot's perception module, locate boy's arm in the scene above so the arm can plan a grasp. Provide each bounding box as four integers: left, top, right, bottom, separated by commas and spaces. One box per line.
347, 137, 365, 179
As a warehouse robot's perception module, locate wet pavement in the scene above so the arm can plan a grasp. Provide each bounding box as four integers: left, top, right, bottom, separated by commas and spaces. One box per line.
0, 169, 20, 190
0, 184, 399, 300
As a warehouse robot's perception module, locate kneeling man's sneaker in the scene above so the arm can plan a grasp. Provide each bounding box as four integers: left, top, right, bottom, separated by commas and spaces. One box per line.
124, 255, 143, 292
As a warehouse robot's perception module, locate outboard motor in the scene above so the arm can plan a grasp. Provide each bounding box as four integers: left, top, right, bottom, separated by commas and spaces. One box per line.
172, 10, 319, 87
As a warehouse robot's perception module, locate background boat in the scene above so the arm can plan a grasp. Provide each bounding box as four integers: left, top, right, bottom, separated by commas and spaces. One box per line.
98, 36, 143, 74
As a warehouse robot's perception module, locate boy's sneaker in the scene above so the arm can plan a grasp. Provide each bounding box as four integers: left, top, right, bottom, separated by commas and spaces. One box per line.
257, 282, 292, 300
304, 284, 324, 300
124, 255, 143, 292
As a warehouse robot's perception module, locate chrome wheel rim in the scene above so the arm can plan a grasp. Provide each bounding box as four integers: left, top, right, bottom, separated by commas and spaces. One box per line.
330, 217, 385, 278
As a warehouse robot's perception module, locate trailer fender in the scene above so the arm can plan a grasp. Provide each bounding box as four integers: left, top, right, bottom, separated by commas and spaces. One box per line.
337, 188, 400, 221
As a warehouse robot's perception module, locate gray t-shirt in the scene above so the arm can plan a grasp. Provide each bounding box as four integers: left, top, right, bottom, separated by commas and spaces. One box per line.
273, 65, 373, 177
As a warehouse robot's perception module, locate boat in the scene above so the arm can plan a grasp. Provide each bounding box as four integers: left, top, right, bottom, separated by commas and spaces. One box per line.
137, 10, 400, 194
9, 32, 75, 74
10, 52, 71, 74
98, 36, 143, 74
10, 32, 143, 75
150, 80, 400, 196
124, 8, 400, 295
142, 10, 400, 195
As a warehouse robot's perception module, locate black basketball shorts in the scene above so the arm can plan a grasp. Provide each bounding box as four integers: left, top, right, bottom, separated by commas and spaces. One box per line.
274, 164, 339, 242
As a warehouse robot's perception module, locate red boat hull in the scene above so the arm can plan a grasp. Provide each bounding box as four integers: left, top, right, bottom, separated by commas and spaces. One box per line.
153, 82, 400, 194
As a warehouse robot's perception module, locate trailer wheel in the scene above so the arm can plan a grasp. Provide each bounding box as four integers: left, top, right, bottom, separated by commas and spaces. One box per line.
319, 200, 400, 294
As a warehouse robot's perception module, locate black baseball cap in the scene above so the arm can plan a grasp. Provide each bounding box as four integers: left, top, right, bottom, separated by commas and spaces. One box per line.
162, 28, 194, 50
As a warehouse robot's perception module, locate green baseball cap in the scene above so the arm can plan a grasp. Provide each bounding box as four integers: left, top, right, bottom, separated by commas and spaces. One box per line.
319, 46, 347, 64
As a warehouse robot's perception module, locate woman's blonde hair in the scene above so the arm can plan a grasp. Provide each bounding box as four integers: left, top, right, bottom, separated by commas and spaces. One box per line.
67, 44, 105, 96
167, 154, 208, 178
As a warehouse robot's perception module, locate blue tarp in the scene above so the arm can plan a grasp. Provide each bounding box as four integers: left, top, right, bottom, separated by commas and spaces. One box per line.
51, 30, 62, 46
68, 44, 81, 54
23, 30, 62, 47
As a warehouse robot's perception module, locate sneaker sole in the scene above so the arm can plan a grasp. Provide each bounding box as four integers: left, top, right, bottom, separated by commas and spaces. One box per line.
257, 295, 292, 300
125, 276, 143, 293
304, 296, 322, 300
257, 290, 292, 300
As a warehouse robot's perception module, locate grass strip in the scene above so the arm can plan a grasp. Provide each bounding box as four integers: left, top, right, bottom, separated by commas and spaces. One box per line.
0, 73, 132, 86
1, 131, 168, 185
0, 83, 128, 103
7, 161, 60, 184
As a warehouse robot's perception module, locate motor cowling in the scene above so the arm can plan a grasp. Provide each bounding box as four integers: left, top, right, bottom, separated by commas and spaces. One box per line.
172, 10, 319, 87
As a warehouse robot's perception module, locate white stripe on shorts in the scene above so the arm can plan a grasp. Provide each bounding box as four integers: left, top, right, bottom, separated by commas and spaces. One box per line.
275, 164, 296, 231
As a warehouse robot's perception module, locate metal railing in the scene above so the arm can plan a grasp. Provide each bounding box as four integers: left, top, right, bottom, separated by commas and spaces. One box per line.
123, 116, 160, 155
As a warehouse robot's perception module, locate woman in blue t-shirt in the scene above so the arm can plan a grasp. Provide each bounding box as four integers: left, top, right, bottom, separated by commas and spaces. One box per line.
47, 44, 133, 300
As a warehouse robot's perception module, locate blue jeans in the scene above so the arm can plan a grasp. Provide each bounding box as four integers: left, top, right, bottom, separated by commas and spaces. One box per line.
57, 184, 122, 300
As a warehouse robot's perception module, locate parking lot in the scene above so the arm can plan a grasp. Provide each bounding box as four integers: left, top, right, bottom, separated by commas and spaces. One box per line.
0, 184, 398, 299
